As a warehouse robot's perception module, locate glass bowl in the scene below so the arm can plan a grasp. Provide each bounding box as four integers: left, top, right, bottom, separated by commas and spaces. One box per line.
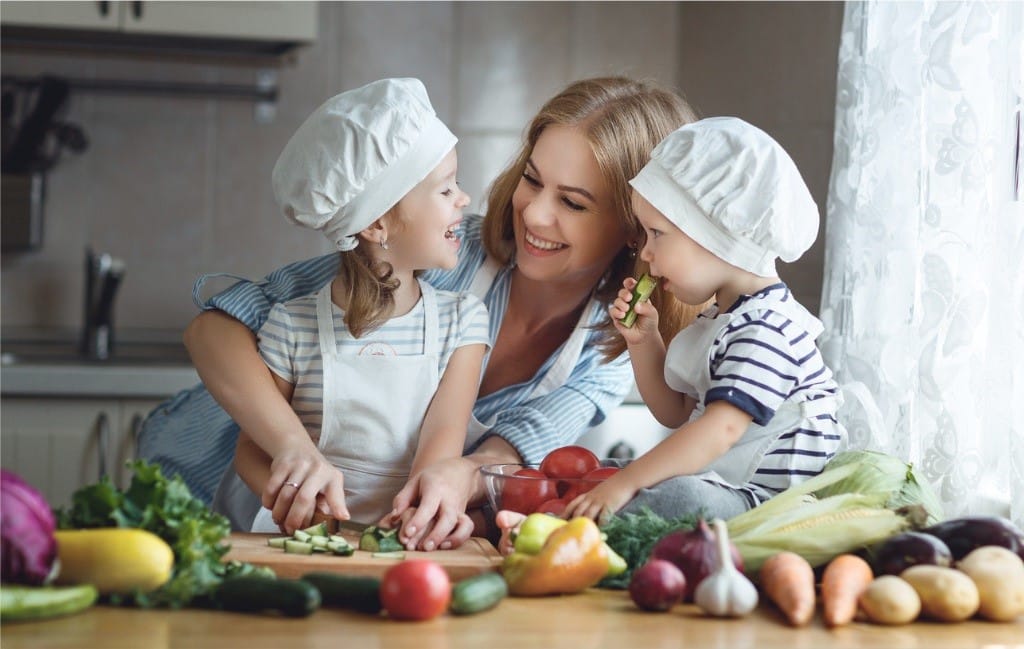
480, 462, 620, 516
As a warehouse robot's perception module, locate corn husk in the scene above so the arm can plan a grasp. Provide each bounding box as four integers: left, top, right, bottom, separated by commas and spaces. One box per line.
726, 450, 942, 576
812, 450, 944, 525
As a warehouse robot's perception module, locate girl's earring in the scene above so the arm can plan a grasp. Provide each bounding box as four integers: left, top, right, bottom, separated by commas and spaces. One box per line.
629, 242, 639, 258
380, 238, 389, 251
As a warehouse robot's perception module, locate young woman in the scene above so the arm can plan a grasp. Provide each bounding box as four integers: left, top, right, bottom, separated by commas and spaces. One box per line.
139, 77, 702, 550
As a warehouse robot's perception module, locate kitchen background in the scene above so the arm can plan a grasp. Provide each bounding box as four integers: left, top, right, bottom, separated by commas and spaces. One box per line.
0, 1, 844, 505
1, 1, 842, 331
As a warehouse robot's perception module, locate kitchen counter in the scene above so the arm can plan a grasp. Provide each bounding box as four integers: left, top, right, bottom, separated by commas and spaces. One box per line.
3, 589, 1020, 649
1, 327, 200, 397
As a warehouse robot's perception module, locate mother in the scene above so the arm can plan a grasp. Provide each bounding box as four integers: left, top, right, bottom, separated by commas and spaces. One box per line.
140, 76, 701, 550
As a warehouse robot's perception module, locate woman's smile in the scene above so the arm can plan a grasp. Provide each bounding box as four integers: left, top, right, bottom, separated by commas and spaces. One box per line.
524, 229, 567, 254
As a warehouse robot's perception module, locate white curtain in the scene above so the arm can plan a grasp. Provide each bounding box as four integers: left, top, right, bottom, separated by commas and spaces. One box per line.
820, 1, 1024, 527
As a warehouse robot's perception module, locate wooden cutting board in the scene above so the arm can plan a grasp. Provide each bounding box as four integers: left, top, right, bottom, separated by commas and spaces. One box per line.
223, 532, 503, 581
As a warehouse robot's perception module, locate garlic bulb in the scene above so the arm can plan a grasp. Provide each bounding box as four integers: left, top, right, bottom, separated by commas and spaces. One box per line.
694, 518, 759, 617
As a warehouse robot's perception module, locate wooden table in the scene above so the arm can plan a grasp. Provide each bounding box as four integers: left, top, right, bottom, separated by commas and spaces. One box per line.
4, 589, 1021, 649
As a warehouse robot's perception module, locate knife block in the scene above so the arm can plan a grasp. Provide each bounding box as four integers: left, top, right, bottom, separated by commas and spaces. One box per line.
1, 172, 45, 251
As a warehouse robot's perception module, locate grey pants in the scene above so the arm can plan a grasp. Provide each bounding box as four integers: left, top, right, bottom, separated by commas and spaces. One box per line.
614, 463, 757, 521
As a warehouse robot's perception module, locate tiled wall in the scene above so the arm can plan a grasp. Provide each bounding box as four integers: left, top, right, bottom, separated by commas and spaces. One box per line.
0, 1, 840, 333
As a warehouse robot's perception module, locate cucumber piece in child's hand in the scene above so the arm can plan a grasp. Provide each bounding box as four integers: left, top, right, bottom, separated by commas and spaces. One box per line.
620, 273, 657, 328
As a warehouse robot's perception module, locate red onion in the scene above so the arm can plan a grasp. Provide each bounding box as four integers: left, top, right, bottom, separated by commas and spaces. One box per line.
650, 518, 744, 602
1, 470, 58, 585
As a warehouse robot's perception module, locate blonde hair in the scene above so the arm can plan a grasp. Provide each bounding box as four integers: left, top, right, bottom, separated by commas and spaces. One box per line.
482, 77, 706, 360
335, 210, 420, 338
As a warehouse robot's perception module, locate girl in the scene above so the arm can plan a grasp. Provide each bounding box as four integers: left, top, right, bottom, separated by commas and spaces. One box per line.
565, 117, 846, 524
235, 78, 490, 531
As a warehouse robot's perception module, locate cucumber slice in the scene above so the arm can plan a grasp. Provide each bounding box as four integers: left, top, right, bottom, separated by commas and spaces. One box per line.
284, 539, 315, 555
300, 522, 329, 537
293, 530, 312, 543
359, 525, 404, 553
620, 272, 656, 328
267, 536, 290, 549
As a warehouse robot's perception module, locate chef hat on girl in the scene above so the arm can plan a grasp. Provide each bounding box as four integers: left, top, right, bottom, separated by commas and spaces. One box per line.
629, 117, 818, 277
272, 78, 457, 251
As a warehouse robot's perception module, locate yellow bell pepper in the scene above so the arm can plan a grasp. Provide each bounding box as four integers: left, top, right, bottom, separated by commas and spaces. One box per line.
502, 517, 609, 596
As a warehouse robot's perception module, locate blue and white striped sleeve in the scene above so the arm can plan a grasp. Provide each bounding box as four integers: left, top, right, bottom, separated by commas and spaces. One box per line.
257, 302, 297, 384
456, 293, 491, 350
706, 314, 805, 426
474, 350, 633, 465
199, 253, 339, 332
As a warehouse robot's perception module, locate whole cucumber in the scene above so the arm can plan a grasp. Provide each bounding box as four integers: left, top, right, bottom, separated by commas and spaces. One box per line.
0, 584, 98, 622
214, 576, 320, 618
449, 572, 508, 615
301, 572, 382, 614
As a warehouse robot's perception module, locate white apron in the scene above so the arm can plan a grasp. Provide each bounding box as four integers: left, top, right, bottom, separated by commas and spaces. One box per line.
252, 279, 441, 530
461, 257, 597, 446
664, 295, 840, 488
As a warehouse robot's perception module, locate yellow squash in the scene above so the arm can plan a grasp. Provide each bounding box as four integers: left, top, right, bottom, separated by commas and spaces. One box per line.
54, 528, 174, 594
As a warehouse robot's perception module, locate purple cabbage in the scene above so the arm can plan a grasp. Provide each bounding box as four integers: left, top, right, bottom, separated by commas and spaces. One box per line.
1, 470, 57, 585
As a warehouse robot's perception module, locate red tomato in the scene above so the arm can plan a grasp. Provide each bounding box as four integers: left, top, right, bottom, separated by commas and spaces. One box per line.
500, 468, 558, 514
540, 446, 601, 497
535, 498, 568, 517
381, 560, 451, 621
562, 465, 621, 501
539, 446, 601, 481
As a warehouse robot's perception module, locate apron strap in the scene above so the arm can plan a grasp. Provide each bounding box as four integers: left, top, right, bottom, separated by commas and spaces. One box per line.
315, 284, 338, 359
529, 298, 599, 399
418, 279, 440, 356
192, 272, 253, 310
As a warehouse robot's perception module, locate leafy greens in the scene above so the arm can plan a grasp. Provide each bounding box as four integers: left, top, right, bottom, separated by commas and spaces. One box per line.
597, 507, 699, 589
55, 460, 271, 608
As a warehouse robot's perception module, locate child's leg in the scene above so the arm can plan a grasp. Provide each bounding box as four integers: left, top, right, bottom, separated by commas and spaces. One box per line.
619, 475, 755, 521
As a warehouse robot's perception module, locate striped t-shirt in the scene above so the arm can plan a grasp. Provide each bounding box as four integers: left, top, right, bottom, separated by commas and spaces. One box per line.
258, 280, 490, 440
674, 284, 844, 498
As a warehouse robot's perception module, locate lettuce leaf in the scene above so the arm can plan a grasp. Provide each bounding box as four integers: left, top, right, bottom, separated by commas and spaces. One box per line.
55, 460, 271, 608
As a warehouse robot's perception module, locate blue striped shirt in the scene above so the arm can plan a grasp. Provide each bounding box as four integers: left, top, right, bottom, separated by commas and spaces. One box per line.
137, 214, 633, 502
259, 283, 490, 439
671, 285, 843, 498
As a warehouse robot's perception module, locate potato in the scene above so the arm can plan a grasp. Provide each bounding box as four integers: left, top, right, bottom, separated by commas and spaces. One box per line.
859, 575, 921, 625
901, 565, 979, 622
957, 546, 1024, 622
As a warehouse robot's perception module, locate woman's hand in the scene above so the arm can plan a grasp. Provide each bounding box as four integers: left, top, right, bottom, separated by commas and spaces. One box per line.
265, 449, 349, 534
608, 277, 661, 346
388, 456, 479, 551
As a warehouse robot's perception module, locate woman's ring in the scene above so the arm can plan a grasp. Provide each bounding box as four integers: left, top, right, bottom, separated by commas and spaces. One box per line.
285, 481, 301, 489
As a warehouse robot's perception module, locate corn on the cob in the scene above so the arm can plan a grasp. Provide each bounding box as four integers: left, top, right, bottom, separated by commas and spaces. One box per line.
725, 451, 940, 576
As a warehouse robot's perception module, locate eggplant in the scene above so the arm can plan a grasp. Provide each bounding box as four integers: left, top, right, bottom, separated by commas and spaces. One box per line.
872, 531, 952, 575
921, 516, 1023, 560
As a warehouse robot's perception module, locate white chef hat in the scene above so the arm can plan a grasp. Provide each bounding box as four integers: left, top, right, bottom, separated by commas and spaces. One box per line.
629, 117, 818, 277
272, 78, 457, 251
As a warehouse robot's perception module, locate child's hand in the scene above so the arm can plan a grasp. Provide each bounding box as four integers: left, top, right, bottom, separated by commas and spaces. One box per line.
265, 452, 349, 534
608, 276, 661, 346
563, 477, 636, 527
495, 510, 528, 556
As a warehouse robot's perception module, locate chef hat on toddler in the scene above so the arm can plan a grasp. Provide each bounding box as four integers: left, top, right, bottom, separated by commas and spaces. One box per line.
629, 117, 818, 277
272, 78, 457, 251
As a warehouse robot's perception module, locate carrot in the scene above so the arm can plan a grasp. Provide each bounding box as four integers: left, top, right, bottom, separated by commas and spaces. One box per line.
759, 551, 816, 627
821, 554, 874, 627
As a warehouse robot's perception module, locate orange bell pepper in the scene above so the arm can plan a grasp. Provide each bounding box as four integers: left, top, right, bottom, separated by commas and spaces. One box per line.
501, 517, 609, 596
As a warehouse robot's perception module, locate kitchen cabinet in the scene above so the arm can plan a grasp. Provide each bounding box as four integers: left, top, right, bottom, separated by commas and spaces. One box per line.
0, 397, 163, 508
1, 1, 317, 43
